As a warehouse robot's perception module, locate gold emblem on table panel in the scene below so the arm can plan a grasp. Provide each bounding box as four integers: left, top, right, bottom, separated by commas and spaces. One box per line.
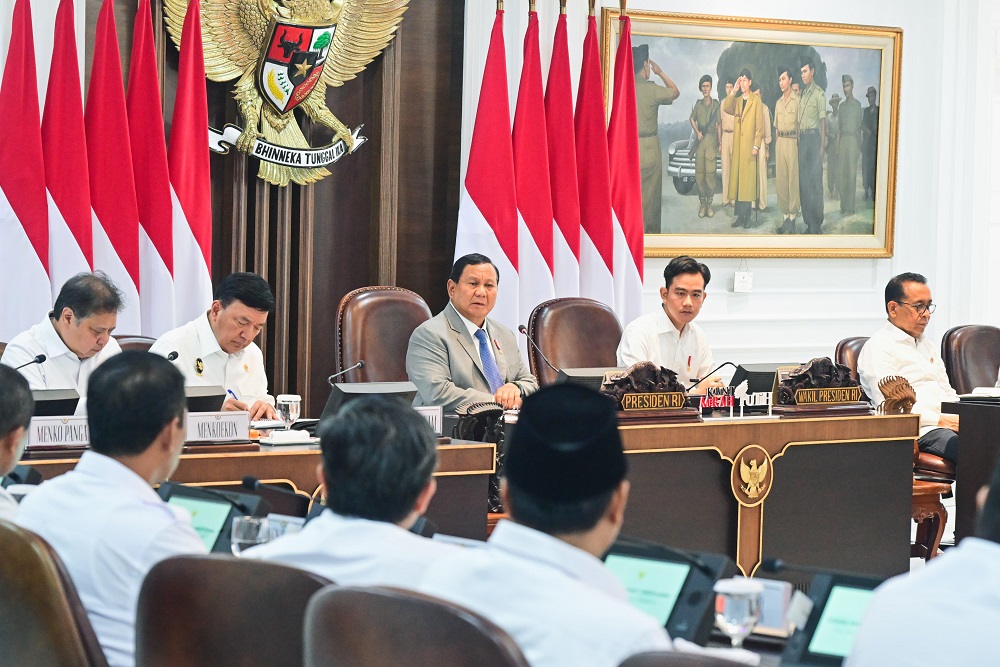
731, 444, 773, 507
163, 0, 408, 186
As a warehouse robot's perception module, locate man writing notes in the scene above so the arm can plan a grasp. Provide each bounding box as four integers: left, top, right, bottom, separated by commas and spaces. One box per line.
151, 272, 277, 420
857, 273, 959, 463
1, 272, 123, 414
17, 352, 205, 667
242, 395, 457, 585
406, 253, 538, 413
617, 256, 722, 392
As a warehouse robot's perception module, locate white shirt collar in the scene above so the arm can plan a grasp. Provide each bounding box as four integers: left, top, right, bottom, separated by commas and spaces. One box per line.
74, 450, 161, 503
38, 317, 76, 361
450, 302, 488, 338
654, 306, 686, 337
194, 311, 235, 359
883, 319, 924, 345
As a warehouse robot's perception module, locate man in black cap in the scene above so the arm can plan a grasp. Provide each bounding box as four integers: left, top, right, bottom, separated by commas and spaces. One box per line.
418, 384, 673, 666
633, 43, 679, 233
798, 57, 827, 233
689, 74, 720, 219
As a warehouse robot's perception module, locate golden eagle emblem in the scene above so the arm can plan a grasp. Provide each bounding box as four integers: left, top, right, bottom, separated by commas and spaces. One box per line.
164, 0, 407, 186
739, 457, 768, 499
877, 375, 917, 415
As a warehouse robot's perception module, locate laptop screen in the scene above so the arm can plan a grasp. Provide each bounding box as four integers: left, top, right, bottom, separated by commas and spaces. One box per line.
168, 495, 233, 551
604, 553, 692, 624
806, 585, 875, 657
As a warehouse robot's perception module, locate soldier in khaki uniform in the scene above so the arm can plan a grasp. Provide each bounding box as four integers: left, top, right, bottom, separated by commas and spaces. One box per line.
826, 94, 841, 199
633, 44, 679, 234
837, 75, 863, 215
797, 57, 826, 234
689, 74, 720, 218
757, 103, 772, 211
722, 68, 764, 229
774, 66, 800, 234
862, 86, 879, 201
719, 80, 736, 209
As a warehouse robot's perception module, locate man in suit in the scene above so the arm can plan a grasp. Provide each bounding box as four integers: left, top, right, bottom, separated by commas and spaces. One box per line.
406, 253, 538, 412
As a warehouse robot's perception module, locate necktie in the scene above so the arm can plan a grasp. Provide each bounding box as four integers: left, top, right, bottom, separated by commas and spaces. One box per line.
474, 328, 504, 395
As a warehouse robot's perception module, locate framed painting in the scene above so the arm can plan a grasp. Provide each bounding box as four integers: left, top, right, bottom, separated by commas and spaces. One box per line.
602, 9, 902, 258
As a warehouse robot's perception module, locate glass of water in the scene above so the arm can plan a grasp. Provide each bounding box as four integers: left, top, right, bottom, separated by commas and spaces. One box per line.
231, 516, 271, 555
713, 577, 764, 648
275, 394, 301, 428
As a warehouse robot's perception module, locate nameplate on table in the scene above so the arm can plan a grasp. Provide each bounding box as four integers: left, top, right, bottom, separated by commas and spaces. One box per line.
28, 416, 89, 448
186, 411, 250, 443
620, 392, 685, 411
793, 387, 863, 405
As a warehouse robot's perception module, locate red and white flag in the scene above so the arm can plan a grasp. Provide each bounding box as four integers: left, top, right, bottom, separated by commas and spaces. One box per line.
575, 13, 615, 312
169, 0, 214, 324
86, 0, 141, 333
128, 0, 175, 336
43, 0, 92, 299
0, 0, 51, 341
513, 10, 554, 330
608, 15, 644, 327
544, 10, 580, 298
454, 9, 518, 329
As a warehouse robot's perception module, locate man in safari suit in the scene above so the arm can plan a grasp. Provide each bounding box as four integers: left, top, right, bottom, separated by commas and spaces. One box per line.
406, 254, 538, 413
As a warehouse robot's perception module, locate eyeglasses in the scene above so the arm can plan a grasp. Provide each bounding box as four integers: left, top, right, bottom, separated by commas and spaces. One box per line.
897, 301, 937, 315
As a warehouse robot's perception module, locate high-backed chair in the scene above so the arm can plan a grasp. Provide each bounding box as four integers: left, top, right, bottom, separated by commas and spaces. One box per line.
834, 336, 869, 382
135, 555, 330, 667
0, 520, 109, 667
112, 335, 156, 353
304, 586, 529, 667
941, 324, 1000, 394
619, 651, 744, 666
527, 298, 623, 386
335, 286, 432, 382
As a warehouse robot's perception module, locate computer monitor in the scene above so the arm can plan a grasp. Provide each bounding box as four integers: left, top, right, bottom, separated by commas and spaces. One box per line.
604, 536, 736, 644
185, 386, 227, 413
781, 571, 883, 667
157, 482, 270, 553
31, 389, 80, 417
555, 367, 623, 393
320, 381, 418, 420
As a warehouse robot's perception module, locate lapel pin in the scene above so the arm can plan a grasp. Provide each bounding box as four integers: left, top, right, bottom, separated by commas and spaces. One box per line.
195, 358, 204, 376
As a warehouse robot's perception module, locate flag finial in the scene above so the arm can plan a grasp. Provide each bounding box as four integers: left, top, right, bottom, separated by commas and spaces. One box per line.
529, 0, 535, 11
588, 0, 596, 16
560, 0, 567, 13
497, 0, 503, 11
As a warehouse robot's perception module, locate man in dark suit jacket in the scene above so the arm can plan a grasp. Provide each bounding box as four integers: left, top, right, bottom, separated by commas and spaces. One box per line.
406, 254, 538, 412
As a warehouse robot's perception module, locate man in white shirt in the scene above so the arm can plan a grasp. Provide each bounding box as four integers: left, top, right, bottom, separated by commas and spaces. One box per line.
617, 256, 722, 392
0, 365, 33, 520
1, 271, 123, 414
846, 457, 1000, 665
16, 352, 206, 667
407, 253, 538, 412
419, 383, 673, 667
242, 395, 457, 585
150, 272, 277, 420
857, 272, 959, 462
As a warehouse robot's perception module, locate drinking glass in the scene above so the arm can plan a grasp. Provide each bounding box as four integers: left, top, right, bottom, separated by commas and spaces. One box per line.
275, 394, 302, 428
230, 516, 271, 555
713, 577, 764, 648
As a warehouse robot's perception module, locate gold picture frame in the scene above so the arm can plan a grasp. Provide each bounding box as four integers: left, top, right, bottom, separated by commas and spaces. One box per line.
602, 9, 902, 258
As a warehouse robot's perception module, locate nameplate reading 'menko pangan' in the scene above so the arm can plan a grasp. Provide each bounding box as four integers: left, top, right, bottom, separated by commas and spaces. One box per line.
186, 412, 251, 443
793, 387, 864, 405
29, 416, 89, 448
620, 392, 686, 411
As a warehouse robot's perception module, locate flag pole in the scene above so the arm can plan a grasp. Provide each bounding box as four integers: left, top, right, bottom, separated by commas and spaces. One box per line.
589, 0, 595, 17
497, 0, 503, 11
619, 0, 627, 13
560, 0, 566, 14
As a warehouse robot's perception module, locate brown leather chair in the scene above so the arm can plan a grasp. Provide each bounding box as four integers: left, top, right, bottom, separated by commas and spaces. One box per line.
527, 298, 623, 386
112, 335, 156, 353
834, 336, 955, 483
0, 341, 6, 356
619, 651, 743, 666
304, 586, 529, 667
135, 554, 330, 667
0, 520, 109, 667
335, 286, 432, 382
941, 324, 1000, 395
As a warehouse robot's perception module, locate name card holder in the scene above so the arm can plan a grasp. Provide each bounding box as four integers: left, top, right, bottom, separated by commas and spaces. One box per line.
186, 411, 250, 443
28, 416, 90, 448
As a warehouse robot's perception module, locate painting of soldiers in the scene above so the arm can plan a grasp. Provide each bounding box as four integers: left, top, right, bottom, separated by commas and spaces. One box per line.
797, 57, 826, 234
757, 102, 772, 211
862, 86, 879, 201
837, 75, 863, 215
774, 66, 800, 234
719, 79, 736, 210
689, 75, 720, 218
633, 43, 680, 234
826, 94, 841, 198
722, 69, 764, 229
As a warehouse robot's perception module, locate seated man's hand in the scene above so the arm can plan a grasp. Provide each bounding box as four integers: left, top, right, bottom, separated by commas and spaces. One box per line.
938, 414, 959, 432
494, 383, 523, 410
689, 375, 724, 395
248, 400, 277, 421
223, 397, 249, 412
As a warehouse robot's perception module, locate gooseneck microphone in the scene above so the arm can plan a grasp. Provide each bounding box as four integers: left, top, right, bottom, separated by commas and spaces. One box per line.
328, 360, 365, 386
166, 351, 179, 362
761, 557, 862, 578
14, 354, 46, 371
518, 325, 559, 374
686, 361, 739, 392
242, 475, 307, 500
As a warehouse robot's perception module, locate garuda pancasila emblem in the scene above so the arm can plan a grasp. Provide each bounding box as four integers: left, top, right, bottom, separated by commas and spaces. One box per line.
739, 457, 768, 499
164, 0, 407, 186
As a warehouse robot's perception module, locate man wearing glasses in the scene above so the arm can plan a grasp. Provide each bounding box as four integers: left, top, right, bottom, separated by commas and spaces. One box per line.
858, 273, 959, 463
